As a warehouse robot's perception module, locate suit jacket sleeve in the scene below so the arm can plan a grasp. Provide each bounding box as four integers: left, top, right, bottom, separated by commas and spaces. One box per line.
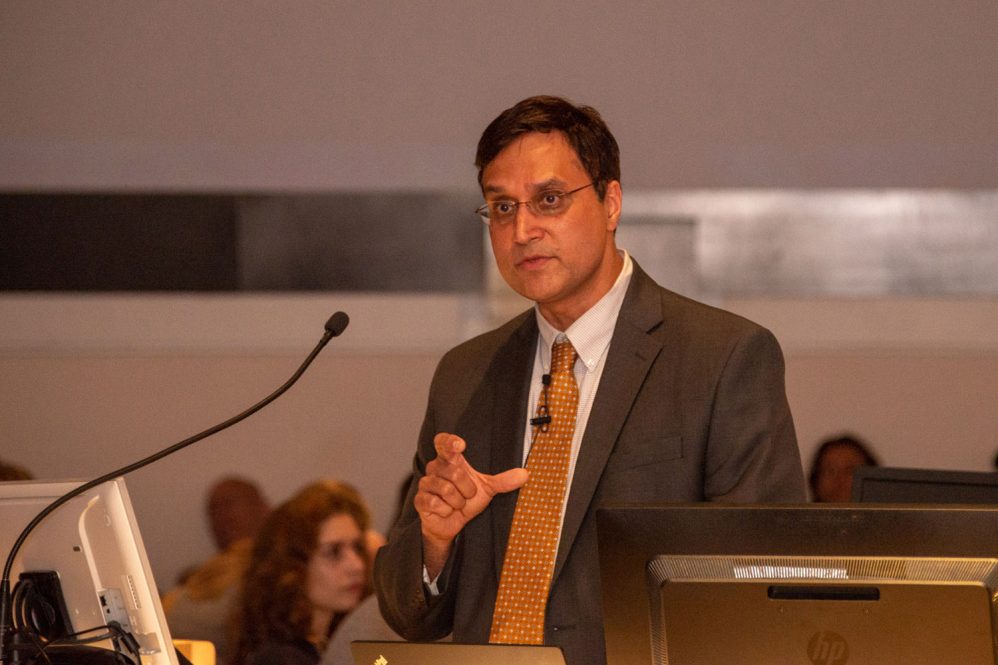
373, 379, 459, 641
372, 308, 525, 642
701, 323, 803, 502
374, 311, 534, 641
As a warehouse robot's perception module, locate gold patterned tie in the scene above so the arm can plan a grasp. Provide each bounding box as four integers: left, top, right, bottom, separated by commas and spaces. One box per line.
489, 338, 579, 644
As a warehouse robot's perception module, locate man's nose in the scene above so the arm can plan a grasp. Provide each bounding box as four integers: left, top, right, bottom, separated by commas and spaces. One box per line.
512, 203, 543, 243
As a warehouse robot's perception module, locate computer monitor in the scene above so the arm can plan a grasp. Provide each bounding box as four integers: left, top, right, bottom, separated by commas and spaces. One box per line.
0, 477, 179, 665
597, 503, 998, 665
852, 466, 998, 504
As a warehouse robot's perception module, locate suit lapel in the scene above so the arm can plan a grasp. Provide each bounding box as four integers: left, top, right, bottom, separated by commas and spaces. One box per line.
553, 264, 665, 580
487, 313, 538, 581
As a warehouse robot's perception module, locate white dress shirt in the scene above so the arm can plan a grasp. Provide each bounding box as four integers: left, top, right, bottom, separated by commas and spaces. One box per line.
524, 250, 633, 544
425, 250, 633, 591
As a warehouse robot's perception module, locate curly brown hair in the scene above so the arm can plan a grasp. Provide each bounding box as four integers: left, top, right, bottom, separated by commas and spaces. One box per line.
229, 480, 371, 665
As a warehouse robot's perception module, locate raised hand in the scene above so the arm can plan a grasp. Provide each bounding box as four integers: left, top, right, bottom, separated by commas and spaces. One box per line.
415, 432, 528, 577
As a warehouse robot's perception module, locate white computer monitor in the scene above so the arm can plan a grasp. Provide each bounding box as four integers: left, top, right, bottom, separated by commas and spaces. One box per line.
0, 477, 179, 665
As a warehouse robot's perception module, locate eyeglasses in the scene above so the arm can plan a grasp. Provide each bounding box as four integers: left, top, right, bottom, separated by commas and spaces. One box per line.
475, 182, 596, 226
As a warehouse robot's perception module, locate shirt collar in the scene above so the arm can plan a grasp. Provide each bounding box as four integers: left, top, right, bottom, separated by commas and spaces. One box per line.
535, 250, 633, 373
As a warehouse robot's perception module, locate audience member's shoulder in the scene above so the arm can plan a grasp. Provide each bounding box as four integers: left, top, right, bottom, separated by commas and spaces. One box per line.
247, 640, 318, 665
321, 594, 403, 665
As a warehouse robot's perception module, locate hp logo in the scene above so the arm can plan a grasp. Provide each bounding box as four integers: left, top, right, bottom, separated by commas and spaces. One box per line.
807, 631, 849, 665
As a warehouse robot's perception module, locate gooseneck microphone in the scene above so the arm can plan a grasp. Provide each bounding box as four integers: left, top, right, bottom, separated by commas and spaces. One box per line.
0, 311, 350, 664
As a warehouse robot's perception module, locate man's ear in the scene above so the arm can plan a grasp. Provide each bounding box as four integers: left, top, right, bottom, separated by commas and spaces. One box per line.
603, 180, 622, 231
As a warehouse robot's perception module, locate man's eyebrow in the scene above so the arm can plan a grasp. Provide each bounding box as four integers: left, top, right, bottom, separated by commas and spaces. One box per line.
532, 178, 569, 191
482, 178, 569, 196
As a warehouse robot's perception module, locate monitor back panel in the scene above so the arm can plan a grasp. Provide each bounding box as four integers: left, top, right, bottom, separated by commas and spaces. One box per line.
597, 504, 998, 665
658, 580, 994, 664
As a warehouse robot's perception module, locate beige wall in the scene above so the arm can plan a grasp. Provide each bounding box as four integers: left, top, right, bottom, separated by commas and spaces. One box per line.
0, 346, 439, 587
4, 295, 997, 586
3, 1, 998, 588
788, 352, 998, 471
2, 1, 997, 190
730, 299, 998, 473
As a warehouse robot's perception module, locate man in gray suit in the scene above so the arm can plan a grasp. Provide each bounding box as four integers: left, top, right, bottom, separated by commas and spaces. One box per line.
374, 95, 805, 665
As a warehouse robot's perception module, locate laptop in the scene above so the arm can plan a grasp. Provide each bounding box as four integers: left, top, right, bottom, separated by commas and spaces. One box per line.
351, 641, 567, 665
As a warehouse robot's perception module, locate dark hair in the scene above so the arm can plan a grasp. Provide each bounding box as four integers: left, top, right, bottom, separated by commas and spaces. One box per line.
808, 434, 880, 494
475, 95, 620, 200
230, 480, 371, 664
0, 459, 32, 481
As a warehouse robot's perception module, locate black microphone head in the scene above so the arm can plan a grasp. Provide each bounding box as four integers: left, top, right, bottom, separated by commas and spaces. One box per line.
324, 311, 350, 337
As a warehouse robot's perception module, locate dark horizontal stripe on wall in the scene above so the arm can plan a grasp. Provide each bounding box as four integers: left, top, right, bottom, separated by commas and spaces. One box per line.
0, 193, 484, 292
1, 194, 239, 291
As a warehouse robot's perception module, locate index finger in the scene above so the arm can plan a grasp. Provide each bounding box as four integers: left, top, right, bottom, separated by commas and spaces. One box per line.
433, 433, 467, 463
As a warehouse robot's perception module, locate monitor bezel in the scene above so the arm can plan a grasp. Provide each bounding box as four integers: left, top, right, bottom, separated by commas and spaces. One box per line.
851, 466, 998, 503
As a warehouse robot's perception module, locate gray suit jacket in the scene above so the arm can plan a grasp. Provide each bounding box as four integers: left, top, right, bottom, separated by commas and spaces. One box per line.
374, 263, 805, 665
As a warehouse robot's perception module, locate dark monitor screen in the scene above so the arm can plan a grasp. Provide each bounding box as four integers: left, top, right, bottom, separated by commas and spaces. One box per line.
851, 466, 998, 504
597, 504, 998, 665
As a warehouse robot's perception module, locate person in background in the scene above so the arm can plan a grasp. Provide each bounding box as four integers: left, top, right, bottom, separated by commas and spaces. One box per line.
0, 458, 33, 481
319, 478, 414, 665
808, 434, 880, 502
230, 480, 371, 665
163, 476, 270, 663
206, 476, 271, 554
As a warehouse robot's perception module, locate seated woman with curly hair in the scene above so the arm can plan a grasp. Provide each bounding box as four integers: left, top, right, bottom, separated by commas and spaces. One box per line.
230, 480, 371, 665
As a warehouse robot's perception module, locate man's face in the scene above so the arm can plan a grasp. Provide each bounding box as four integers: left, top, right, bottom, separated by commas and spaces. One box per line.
481, 131, 622, 330
814, 445, 868, 502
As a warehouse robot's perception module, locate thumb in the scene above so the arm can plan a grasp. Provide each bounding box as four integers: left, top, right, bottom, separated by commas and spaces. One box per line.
488, 467, 529, 495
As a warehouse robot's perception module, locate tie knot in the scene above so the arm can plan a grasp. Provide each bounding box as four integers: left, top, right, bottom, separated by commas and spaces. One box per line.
551, 339, 577, 374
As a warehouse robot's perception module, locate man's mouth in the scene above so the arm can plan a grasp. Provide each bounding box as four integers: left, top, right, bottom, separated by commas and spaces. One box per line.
517, 255, 551, 270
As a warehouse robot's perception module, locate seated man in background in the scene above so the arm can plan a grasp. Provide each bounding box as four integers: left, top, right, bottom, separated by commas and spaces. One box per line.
204, 476, 272, 557
164, 475, 270, 663
808, 433, 880, 502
